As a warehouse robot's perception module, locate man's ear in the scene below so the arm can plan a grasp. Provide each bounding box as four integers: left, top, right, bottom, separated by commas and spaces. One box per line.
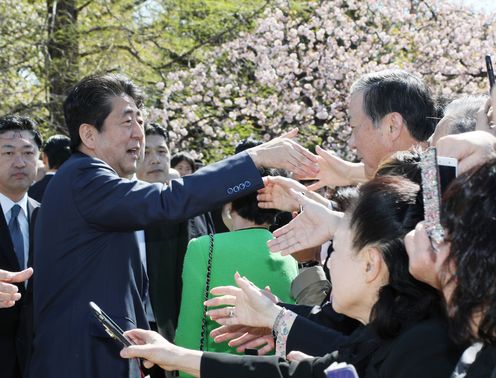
364, 246, 387, 284
79, 123, 97, 150
42, 152, 49, 167
386, 112, 405, 142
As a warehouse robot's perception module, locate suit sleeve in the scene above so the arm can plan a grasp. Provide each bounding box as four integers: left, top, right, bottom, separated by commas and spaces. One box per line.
280, 303, 358, 357
74, 152, 262, 231
201, 352, 333, 378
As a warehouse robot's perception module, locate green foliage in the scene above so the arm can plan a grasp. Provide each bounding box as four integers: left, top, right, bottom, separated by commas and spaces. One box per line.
1, 0, 278, 135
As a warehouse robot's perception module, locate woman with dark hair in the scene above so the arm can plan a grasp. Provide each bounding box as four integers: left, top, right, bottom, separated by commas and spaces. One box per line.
171, 152, 196, 177
121, 176, 460, 377
407, 159, 496, 377
174, 168, 298, 376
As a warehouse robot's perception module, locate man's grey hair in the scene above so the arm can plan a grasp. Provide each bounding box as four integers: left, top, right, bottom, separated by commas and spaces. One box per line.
350, 69, 436, 141
442, 95, 488, 135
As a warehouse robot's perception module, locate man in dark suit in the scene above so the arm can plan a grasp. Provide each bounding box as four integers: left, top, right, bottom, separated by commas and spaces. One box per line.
0, 115, 42, 378
136, 123, 189, 378
28, 134, 70, 202
29, 73, 317, 378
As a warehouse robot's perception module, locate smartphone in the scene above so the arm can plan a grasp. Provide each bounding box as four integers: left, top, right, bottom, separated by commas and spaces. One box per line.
486, 55, 495, 91
324, 362, 359, 378
437, 156, 458, 193
89, 301, 133, 347
420, 148, 445, 249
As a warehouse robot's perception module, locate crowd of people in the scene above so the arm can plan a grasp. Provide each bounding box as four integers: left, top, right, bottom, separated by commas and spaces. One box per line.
0, 66, 495, 378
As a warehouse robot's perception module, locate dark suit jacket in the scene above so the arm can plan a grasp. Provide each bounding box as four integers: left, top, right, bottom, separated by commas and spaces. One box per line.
281, 302, 360, 356
145, 220, 189, 343
0, 198, 39, 378
201, 317, 461, 378
27, 173, 54, 203
29, 151, 262, 378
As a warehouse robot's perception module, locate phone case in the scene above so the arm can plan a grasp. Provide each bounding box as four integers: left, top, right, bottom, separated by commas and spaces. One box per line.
89, 301, 133, 347
420, 148, 445, 249
324, 362, 359, 378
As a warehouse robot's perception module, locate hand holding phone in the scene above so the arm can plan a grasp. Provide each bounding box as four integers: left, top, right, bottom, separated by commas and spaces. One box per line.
89, 301, 133, 347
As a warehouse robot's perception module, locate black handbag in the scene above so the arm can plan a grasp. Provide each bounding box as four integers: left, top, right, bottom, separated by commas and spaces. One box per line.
199, 233, 215, 351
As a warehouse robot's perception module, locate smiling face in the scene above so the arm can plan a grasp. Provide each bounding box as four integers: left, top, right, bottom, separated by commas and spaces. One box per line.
91, 94, 144, 178
0, 130, 39, 201
136, 134, 170, 183
347, 92, 391, 178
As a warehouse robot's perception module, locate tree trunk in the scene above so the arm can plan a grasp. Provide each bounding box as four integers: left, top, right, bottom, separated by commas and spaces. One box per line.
46, 0, 78, 133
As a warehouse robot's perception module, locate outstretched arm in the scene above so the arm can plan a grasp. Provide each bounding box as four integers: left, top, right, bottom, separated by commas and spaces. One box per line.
268, 190, 342, 256
302, 146, 367, 190
121, 329, 203, 377
258, 176, 330, 212
247, 129, 319, 178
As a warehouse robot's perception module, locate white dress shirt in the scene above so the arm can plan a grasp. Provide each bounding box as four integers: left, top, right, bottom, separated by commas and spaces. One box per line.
0, 192, 30, 269
136, 229, 156, 323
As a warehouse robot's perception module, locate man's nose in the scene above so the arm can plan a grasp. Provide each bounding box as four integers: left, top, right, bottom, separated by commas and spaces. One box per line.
13, 154, 27, 167
132, 120, 144, 139
150, 152, 160, 164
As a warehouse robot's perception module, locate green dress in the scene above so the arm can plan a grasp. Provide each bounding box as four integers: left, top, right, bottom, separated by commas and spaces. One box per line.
175, 228, 298, 377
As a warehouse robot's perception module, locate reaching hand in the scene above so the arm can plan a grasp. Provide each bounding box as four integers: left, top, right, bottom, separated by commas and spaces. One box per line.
297, 146, 366, 190
259, 176, 330, 212
268, 190, 342, 256
121, 329, 170, 370
247, 129, 319, 178
121, 329, 202, 376
0, 268, 33, 308
258, 176, 308, 212
210, 325, 274, 355
436, 131, 496, 174
205, 272, 282, 329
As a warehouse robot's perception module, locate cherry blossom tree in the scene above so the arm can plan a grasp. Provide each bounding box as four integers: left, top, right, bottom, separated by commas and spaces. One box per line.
149, 0, 496, 162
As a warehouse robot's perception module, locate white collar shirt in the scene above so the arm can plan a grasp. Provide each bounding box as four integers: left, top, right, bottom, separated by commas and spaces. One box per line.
0, 192, 30, 269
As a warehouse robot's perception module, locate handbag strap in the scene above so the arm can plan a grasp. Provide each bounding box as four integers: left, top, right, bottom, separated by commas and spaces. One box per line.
200, 233, 215, 351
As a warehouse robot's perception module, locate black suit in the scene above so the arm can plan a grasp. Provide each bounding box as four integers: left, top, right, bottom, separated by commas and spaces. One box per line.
27, 173, 54, 203
200, 317, 461, 378
145, 221, 189, 378
145, 221, 189, 342
30, 152, 262, 378
0, 198, 39, 378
